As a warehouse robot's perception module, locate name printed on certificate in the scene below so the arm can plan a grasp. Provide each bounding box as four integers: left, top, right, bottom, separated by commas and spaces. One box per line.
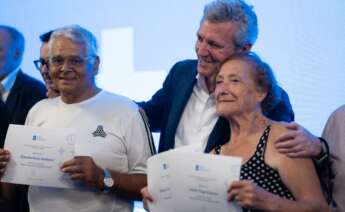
1, 124, 77, 188
147, 150, 243, 212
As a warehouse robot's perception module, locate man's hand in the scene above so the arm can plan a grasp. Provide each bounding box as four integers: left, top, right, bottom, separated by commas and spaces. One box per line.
0, 149, 10, 178
275, 122, 322, 158
61, 156, 103, 188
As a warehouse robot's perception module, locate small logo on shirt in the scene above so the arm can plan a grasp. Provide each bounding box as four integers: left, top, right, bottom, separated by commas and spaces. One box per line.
92, 125, 107, 138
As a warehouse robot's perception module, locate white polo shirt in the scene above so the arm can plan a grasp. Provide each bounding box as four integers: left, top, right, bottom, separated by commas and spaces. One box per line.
25, 90, 152, 212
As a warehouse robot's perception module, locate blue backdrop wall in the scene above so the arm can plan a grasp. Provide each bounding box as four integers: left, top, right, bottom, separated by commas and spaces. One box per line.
1, 0, 345, 139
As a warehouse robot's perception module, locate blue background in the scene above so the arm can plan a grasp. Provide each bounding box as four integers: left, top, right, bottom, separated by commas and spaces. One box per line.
2, 1, 345, 209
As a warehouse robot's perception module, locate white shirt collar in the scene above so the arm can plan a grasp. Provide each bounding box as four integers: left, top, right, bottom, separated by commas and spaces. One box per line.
1, 67, 20, 92
174, 73, 218, 150
196, 74, 212, 95
1, 67, 20, 101
195, 74, 216, 101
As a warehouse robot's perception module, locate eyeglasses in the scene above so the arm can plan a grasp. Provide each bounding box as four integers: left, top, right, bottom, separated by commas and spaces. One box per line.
33, 59, 49, 71
49, 56, 95, 68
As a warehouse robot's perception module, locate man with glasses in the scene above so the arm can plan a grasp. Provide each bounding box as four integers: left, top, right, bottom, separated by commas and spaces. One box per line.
33, 30, 59, 98
0, 25, 46, 212
0, 25, 152, 212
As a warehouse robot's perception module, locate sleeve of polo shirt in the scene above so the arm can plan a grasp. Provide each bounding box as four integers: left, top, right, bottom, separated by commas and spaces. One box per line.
124, 108, 153, 174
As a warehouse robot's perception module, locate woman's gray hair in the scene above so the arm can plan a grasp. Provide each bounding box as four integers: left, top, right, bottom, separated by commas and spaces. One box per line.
223, 52, 281, 114
202, 0, 258, 48
49, 25, 98, 57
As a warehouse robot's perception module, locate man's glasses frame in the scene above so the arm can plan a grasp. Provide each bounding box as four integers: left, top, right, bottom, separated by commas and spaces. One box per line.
33, 59, 49, 71
48, 55, 95, 68
34, 55, 96, 71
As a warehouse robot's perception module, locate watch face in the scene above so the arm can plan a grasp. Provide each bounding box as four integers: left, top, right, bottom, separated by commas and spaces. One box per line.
104, 177, 114, 187
104, 169, 114, 188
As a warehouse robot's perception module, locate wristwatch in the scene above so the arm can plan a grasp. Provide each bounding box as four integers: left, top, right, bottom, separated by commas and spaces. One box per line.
102, 168, 114, 192
315, 137, 329, 164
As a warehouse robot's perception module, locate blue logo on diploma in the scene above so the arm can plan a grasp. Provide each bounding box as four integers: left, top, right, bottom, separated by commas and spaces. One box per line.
32, 134, 45, 142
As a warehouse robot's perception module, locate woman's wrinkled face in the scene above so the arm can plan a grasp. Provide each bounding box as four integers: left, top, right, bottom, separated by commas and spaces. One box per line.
215, 59, 265, 117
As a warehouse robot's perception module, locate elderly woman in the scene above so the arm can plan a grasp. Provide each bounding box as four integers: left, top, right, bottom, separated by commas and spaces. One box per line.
212, 52, 328, 211
141, 52, 329, 212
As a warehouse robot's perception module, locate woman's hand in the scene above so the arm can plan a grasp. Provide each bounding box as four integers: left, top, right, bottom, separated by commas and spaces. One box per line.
140, 186, 154, 211
228, 180, 274, 210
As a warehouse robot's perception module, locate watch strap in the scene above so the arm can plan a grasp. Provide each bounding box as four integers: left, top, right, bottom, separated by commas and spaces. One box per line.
315, 137, 329, 164
102, 168, 114, 193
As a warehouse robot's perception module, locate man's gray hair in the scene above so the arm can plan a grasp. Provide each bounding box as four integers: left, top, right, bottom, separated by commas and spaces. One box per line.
202, 0, 258, 48
49, 25, 98, 57
0, 25, 25, 61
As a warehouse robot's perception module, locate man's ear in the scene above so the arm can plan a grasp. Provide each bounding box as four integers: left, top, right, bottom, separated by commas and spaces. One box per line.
92, 56, 100, 75
13, 47, 22, 60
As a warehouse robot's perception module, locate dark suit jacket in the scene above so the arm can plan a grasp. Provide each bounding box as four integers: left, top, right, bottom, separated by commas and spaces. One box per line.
0, 70, 46, 212
0, 101, 9, 148
139, 60, 294, 153
4, 70, 47, 125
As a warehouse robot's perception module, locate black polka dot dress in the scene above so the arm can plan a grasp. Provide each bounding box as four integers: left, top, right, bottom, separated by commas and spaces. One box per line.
215, 125, 295, 212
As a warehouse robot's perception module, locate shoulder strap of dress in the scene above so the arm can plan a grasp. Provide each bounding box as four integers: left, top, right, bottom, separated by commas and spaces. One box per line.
255, 125, 271, 158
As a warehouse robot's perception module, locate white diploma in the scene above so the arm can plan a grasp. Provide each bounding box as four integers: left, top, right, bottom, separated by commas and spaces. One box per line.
1, 124, 76, 188
147, 151, 242, 212
147, 151, 174, 212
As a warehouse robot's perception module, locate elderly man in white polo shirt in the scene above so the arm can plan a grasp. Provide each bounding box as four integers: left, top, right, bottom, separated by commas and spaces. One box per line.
0, 25, 152, 212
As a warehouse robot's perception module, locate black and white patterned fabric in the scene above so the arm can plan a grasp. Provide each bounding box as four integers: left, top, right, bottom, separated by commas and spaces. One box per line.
215, 125, 295, 212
